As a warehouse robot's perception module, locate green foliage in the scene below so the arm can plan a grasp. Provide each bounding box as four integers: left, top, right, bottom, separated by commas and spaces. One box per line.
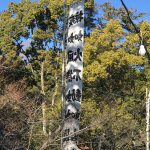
0, 0, 150, 149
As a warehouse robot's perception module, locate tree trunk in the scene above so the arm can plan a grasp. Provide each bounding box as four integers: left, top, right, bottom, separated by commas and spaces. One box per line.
52, 51, 59, 106
98, 136, 101, 150
41, 61, 47, 136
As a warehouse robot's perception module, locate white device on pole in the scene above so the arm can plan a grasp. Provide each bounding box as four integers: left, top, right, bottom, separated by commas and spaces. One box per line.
139, 45, 146, 56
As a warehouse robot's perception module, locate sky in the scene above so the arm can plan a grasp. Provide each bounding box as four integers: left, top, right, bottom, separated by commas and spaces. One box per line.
95, 0, 150, 21
0, 0, 149, 21
0, 0, 20, 11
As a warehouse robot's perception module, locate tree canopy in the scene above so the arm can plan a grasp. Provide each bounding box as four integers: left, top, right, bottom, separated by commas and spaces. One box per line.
0, 0, 150, 149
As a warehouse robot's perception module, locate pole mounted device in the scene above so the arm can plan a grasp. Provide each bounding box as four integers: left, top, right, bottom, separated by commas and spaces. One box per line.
120, 1, 150, 149
120, 0, 150, 61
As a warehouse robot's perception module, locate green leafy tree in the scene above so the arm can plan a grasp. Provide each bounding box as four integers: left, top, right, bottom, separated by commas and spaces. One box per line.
0, 0, 150, 149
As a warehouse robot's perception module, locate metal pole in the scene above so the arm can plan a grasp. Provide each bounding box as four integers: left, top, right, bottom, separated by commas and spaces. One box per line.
146, 88, 150, 150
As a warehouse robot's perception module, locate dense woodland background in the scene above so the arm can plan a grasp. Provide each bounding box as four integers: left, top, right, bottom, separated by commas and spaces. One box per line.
0, 0, 150, 149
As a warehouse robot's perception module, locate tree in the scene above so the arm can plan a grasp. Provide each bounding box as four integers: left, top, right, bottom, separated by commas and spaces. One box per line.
0, 0, 95, 149
0, 0, 150, 149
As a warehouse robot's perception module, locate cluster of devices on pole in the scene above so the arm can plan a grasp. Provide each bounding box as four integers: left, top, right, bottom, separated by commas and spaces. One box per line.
62, 1, 84, 150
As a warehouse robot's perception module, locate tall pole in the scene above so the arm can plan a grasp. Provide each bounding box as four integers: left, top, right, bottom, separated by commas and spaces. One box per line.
146, 88, 150, 150
62, 0, 84, 149
61, 0, 66, 112
120, 1, 150, 149
61, 0, 67, 149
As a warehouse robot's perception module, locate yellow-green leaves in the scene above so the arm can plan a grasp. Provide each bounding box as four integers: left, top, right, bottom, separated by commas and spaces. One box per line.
84, 50, 143, 82
103, 19, 124, 41
84, 19, 144, 83
84, 20, 124, 64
